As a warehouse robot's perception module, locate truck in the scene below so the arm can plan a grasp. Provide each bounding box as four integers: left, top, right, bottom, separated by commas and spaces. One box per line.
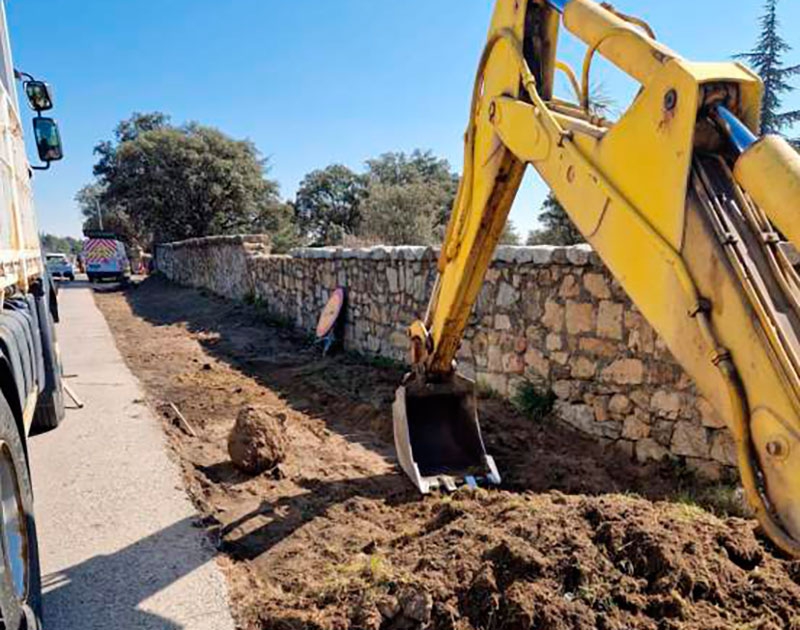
82, 232, 130, 283
0, 2, 67, 627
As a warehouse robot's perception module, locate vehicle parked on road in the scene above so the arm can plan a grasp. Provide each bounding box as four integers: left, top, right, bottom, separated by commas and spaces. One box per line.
83, 232, 131, 283
45, 253, 75, 281
0, 3, 68, 626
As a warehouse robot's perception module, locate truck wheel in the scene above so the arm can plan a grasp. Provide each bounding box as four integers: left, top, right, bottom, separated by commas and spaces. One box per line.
0, 394, 42, 629
31, 299, 64, 436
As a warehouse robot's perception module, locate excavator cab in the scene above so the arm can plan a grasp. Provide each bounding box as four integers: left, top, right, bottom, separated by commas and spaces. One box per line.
393, 374, 500, 493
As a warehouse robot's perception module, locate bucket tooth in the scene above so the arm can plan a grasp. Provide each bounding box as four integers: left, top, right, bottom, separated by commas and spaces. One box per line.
392, 374, 501, 493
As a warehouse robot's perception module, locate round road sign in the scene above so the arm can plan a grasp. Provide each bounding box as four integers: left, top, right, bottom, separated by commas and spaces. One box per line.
316, 287, 345, 339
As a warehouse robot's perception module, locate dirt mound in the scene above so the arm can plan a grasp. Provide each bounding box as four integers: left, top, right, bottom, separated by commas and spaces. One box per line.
246, 491, 799, 630
228, 406, 287, 474
95, 278, 800, 630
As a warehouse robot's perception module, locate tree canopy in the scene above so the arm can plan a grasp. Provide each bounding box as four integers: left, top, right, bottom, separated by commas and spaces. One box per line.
737, 0, 800, 138
294, 165, 367, 246
294, 150, 459, 247
40, 233, 82, 256
80, 112, 295, 249
526, 193, 584, 246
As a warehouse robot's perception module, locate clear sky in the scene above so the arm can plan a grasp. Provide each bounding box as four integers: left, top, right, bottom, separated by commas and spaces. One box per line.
7, 0, 800, 240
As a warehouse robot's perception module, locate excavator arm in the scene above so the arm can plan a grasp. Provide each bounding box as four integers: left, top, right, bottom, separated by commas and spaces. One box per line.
393, 0, 800, 556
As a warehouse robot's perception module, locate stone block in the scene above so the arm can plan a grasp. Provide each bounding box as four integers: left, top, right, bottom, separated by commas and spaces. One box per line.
600, 359, 644, 385
524, 347, 550, 379
571, 356, 597, 380
552, 380, 573, 400
597, 301, 624, 340
651, 390, 683, 419
698, 397, 726, 429
584, 273, 611, 299
545, 333, 562, 352
530, 246, 556, 265
495, 314, 512, 331
671, 421, 710, 459
502, 352, 525, 374
487, 345, 503, 372
542, 301, 565, 332
625, 311, 655, 354
592, 396, 609, 422
387, 267, 399, 293
565, 245, 592, 266
710, 430, 737, 467
559, 275, 580, 298
557, 402, 595, 435
622, 414, 650, 440
496, 282, 520, 308
578, 337, 619, 358
608, 394, 632, 416
479, 372, 508, 397
635, 438, 669, 464
565, 301, 595, 335
651, 420, 674, 447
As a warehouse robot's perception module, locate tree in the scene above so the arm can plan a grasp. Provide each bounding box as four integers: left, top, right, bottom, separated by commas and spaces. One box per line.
526, 193, 584, 246
40, 233, 82, 255
737, 0, 800, 138
360, 150, 459, 244
75, 182, 141, 244
294, 165, 367, 245
360, 183, 441, 246
500, 220, 521, 245
83, 112, 293, 248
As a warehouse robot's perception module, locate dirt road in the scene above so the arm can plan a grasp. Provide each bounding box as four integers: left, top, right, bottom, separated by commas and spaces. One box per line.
96, 277, 800, 630
29, 283, 235, 630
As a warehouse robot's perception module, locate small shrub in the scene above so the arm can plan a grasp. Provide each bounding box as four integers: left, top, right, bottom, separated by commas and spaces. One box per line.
512, 381, 556, 422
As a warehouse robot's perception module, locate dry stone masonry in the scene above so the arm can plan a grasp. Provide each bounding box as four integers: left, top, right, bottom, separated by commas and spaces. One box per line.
156, 237, 737, 479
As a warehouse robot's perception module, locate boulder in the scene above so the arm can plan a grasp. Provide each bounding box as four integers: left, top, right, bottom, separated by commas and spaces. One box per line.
228, 406, 288, 474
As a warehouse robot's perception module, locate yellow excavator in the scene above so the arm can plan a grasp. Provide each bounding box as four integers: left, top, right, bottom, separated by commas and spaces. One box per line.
392, 0, 800, 557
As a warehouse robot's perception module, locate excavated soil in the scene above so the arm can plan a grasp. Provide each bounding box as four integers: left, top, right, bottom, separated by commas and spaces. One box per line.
95, 277, 800, 630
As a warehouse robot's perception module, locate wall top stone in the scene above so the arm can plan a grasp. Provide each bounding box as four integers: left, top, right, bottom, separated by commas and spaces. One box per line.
160, 234, 271, 251
286, 243, 599, 266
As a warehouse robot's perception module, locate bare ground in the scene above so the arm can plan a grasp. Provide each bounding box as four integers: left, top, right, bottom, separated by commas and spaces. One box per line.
94, 277, 800, 630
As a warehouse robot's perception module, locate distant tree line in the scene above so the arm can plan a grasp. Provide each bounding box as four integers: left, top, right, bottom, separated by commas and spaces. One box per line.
40, 233, 82, 256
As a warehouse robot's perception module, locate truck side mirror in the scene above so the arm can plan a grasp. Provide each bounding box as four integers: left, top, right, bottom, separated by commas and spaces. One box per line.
32, 117, 63, 166
24, 81, 53, 112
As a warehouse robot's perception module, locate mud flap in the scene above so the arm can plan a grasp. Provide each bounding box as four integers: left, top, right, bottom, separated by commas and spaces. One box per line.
393, 374, 501, 493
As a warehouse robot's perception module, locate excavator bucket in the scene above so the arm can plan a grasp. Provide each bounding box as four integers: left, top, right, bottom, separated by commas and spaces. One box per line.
393, 374, 501, 493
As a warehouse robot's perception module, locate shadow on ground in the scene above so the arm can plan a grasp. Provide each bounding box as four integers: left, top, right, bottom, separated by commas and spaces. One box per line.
43, 518, 213, 630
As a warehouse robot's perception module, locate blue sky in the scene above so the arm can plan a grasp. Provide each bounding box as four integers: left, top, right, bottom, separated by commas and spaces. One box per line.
7, 0, 800, 239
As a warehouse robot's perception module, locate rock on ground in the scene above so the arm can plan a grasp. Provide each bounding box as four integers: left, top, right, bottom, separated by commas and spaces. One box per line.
228, 406, 288, 474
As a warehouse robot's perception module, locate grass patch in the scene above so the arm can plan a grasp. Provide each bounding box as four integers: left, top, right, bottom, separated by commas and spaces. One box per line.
476, 379, 503, 400
666, 459, 752, 519
512, 381, 556, 422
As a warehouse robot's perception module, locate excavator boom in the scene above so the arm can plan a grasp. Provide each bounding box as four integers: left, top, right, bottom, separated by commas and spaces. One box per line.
393, 0, 800, 556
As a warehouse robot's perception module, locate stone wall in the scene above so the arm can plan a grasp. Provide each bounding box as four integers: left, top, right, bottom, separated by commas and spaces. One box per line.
155, 239, 737, 479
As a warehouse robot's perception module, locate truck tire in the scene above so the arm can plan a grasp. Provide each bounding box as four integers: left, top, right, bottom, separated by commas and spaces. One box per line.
30, 298, 64, 436
0, 393, 42, 629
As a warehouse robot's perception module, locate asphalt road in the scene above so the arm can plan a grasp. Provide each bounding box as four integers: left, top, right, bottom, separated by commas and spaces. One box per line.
28, 282, 236, 629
